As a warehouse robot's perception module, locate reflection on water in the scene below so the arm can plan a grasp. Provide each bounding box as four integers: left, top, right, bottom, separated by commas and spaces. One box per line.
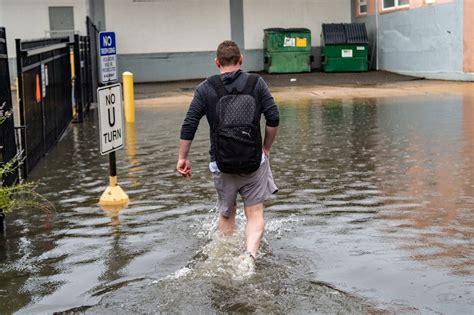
375, 95, 474, 278
0, 95, 473, 314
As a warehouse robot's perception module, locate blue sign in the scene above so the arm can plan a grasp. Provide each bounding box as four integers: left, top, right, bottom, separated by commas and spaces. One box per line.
98, 32, 117, 83
99, 32, 116, 56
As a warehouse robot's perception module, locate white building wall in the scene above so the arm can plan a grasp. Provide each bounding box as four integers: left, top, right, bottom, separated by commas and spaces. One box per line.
0, 4, 3, 27
243, 0, 352, 49
104, 0, 231, 54
1, 0, 88, 57
1, 0, 354, 82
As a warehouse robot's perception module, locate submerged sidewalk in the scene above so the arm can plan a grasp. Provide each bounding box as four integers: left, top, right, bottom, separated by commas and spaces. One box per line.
134, 70, 474, 108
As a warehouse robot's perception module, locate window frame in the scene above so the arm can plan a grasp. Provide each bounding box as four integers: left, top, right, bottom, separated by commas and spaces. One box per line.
382, 0, 410, 11
359, 0, 368, 15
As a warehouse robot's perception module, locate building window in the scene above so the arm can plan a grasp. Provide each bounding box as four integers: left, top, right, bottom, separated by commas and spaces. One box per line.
383, 0, 410, 10
132, 0, 172, 2
359, 0, 367, 14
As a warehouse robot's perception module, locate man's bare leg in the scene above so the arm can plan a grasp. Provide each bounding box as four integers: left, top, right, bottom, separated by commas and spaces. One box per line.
244, 203, 264, 258
218, 206, 236, 236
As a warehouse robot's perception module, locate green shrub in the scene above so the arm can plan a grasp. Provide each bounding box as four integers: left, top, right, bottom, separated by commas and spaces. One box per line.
0, 103, 53, 214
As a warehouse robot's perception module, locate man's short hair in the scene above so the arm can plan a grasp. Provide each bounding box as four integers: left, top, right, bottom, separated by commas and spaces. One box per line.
216, 40, 241, 66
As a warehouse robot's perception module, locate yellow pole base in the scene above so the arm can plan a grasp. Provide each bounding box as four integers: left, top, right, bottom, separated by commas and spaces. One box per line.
99, 176, 129, 207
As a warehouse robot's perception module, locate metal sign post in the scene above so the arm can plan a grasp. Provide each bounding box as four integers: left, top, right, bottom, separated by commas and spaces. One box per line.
97, 32, 128, 207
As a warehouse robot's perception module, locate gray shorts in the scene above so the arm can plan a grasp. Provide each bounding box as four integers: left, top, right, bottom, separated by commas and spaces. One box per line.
212, 158, 278, 217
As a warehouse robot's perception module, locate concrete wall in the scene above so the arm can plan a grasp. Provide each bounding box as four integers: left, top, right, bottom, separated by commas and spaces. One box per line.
352, 0, 472, 80
1, 0, 88, 83
1, 0, 87, 57
241, 0, 352, 73
352, 2, 377, 70
2, 0, 352, 83
0, 3, 3, 27
114, 0, 351, 82
105, 0, 230, 54
230, 0, 244, 49
87, 0, 106, 31
105, 0, 231, 82
2, 0, 471, 83
243, 0, 351, 50
378, 1, 465, 80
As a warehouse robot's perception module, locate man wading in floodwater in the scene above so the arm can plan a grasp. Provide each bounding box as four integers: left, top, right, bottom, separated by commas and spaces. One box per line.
177, 40, 279, 265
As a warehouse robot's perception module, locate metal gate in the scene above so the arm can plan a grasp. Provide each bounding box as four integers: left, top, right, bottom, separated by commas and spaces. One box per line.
73, 35, 93, 122
16, 37, 73, 176
0, 27, 18, 186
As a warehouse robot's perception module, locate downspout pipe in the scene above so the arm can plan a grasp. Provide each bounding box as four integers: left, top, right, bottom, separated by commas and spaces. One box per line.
375, 0, 379, 70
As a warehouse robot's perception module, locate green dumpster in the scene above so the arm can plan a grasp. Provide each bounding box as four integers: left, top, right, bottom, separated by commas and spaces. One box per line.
264, 28, 312, 73
321, 23, 369, 72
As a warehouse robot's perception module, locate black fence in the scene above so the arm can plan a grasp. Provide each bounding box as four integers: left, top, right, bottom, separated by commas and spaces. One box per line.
86, 17, 99, 102
0, 27, 18, 186
73, 35, 93, 122
16, 37, 73, 176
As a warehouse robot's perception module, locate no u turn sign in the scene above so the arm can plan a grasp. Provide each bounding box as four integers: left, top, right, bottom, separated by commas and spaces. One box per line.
98, 83, 124, 155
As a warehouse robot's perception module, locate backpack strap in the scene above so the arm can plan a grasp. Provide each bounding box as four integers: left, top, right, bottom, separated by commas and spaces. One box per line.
207, 75, 228, 99
242, 74, 259, 95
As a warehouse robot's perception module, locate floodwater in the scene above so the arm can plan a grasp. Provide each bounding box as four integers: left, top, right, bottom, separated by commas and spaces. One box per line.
1, 94, 473, 314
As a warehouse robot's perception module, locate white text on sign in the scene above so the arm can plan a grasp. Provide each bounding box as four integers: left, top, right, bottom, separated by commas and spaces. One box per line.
99, 32, 118, 84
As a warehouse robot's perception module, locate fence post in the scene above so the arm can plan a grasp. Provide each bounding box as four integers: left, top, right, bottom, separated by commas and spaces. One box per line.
70, 43, 77, 121
73, 34, 83, 122
0, 28, 19, 186
86, 17, 99, 103
0, 211, 4, 232
15, 38, 27, 180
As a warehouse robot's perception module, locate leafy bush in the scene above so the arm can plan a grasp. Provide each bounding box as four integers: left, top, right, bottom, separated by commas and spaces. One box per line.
0, 102, 53, 214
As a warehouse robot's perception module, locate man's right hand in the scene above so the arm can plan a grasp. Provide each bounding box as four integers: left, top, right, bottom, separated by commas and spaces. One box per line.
176, 158, 192, 178
263, 147, 270, 157
263, 126, 278, 158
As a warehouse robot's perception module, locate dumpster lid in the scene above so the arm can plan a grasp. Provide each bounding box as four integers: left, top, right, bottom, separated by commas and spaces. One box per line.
344, 23, 368, 44
321, 24, 346, 44
264, 27, 311, 33
322, 23, 368, 44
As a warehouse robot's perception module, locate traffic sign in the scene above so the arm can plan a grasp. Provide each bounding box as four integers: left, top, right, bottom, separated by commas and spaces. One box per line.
97, 83, 124, 155
99, 31, 117, 83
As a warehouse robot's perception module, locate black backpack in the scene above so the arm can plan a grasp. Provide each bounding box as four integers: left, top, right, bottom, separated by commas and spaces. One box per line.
208, 74, 262, 174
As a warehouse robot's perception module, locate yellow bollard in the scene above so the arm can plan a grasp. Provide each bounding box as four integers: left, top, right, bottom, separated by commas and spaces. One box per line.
123, 71, 135, 123
70, 48, 77, 119
70, 48, 75, 79
15, 77, 19, 107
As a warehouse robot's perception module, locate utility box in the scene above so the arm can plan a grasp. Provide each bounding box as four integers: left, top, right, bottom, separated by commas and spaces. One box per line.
264, 28, 312, 73
321, 23, 369, 72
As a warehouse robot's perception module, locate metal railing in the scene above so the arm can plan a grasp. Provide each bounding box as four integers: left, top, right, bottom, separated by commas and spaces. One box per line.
0, 27, 19, 186
16, 36, 73, 177
73, 35, 93, 122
